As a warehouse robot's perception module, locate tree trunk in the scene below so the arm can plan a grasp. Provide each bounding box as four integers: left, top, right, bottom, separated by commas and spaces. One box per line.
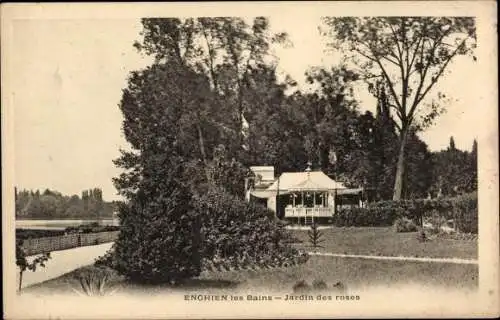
393, 129, 409, 200
196, 123, 211, 184
18, 271, 23, 293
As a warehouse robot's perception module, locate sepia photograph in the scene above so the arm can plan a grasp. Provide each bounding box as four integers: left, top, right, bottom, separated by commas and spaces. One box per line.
2, 1, 498, 319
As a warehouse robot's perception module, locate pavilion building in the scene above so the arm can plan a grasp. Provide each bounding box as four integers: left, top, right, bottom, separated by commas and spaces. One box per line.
246, 165, 365, 225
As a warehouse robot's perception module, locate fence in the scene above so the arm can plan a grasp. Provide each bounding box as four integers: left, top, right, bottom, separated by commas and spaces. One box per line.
21, 231, 120, 256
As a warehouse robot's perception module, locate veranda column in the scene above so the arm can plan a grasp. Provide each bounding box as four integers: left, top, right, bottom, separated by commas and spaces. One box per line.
302, 191, 305, 225
334, 189, 337, 214
312, 192, 315, 222
292, 193, 296, 224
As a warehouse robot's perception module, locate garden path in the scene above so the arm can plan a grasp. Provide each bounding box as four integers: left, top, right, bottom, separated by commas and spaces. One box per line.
308, 251, 478, 265
17, 242, 113, 289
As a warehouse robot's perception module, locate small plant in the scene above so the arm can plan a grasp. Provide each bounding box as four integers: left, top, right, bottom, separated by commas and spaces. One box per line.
393, 217, 418, 233
312, 279, 328, 291
416, 229, 428, 242
332, 281, 346, 294
72, 266, 118, 296
308, 222, 325, 249
292, 280, 311, 293
16, 240, 51, 293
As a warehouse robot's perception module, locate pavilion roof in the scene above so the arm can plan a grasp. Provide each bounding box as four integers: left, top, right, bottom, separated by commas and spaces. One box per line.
266, 171, 347, 192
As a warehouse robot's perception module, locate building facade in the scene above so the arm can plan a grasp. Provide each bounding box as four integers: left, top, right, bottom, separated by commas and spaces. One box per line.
246, 165, 365, 225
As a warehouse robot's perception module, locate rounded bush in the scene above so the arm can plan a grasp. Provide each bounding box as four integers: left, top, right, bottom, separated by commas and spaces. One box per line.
193, 188, 307, 271
312, 279, 328, 291
293, 280, 311, 293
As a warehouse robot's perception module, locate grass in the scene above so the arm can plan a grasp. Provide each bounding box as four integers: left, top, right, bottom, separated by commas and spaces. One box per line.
290, 227, 477, 259
22, 255, 478, 296
20, 227, 478, 297
199, 256, 477, 292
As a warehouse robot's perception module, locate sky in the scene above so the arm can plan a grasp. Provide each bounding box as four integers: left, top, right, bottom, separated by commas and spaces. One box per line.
9, 16, 484, 201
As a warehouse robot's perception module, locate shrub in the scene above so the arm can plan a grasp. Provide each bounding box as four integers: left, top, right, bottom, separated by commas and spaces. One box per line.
312, 279, 328, 291
332, 281, 346, 293
393, 217, 418, 233
111, 176, 202, 284
416, 230, 428, 242
293, 280, 311, 293
308, 222, 325, 248
452, 192, 478, 234
95, 247, 117, 269
333, 206, 400, 227
193, 188, 306, 271
72, 266, 121, 296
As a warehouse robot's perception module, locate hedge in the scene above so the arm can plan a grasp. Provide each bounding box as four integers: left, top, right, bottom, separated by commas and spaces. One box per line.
16, 223, 120, 241
65, 222, 120, 234
333, 192, 477, 234
16, 229, 66, 240
333, 206, 400, 227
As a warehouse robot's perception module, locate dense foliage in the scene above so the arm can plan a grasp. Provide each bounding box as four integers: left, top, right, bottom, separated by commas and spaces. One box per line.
16, 229, 66, 240
333, 206, 398, 227
333, 192, 477, 233
430, 138, 478, 196
64, 222, 120, 234
15, 188, 115, 219
193, 188, 306, 270
112, 157, 203, 284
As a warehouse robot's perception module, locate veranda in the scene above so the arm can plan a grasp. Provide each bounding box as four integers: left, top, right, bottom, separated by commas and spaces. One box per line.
247, 167, 365, 225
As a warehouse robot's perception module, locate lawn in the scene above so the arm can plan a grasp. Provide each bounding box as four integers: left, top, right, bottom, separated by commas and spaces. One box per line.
22, 255, 478, 297
290, 227, 477, 259
20, 227, 478, 297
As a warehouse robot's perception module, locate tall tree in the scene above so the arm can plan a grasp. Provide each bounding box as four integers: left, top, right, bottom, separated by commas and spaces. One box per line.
404, 130, 433, 198
321, 17, 476, 199
112, 61, 206, 283
431, 141, 474, 197
134, 17, 289, 163
468, 139, 478, 191
301, 66, 360, 177
113, 61, 218, 198
371, 85, 399, 199
449, 136, 456, 150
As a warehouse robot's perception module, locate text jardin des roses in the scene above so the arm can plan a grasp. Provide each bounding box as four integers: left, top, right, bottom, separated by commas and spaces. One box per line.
184, 294, 361, 301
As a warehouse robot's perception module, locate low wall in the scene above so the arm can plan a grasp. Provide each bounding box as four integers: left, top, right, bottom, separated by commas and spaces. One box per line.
21, 231, 119, 256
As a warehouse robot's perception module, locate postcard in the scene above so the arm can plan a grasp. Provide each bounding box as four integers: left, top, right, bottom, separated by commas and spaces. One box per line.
2, 1, 498, 319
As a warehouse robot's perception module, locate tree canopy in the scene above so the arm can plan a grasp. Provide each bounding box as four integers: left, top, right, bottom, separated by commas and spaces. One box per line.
15, 188, 114, 219
321, 17, 476, 199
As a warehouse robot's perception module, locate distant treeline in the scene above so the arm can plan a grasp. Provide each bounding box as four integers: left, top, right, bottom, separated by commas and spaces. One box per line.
15, 187, 117, 219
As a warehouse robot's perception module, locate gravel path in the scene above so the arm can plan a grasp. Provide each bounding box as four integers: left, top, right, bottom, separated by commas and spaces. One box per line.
308, 251, 478, 265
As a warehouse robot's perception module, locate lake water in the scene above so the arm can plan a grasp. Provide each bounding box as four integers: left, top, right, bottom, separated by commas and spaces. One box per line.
16, 219, 120, 230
